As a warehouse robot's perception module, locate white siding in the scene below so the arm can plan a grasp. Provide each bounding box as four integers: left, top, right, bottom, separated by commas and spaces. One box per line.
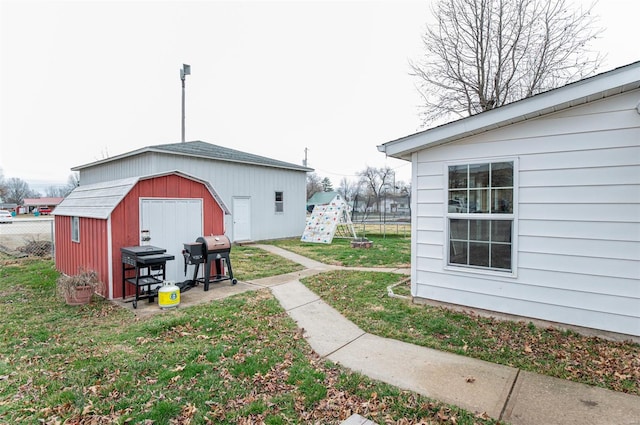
79, 153, 308, 242
412, 89, 640, 336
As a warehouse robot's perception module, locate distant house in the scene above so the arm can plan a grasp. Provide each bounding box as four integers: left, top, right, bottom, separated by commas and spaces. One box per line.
378, 61, 640, 338
380, 194, 410, 215
72, 141, 313, 242
22, 197, 64, 214
0, 203, 17, 212
306, 191, 340, 212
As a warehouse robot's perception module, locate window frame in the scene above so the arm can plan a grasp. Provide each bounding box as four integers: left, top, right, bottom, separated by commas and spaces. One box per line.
71, 216, 80, 243
444, 158, 518, 277
274, 191, 284, 214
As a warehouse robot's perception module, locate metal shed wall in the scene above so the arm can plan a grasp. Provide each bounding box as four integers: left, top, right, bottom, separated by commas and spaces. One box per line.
77, 151, 308, 242
55, 216, 110, 297
55, 174, 225, 300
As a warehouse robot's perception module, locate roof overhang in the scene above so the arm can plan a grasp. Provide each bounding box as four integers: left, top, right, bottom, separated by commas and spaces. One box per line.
22, 197, 65, 206
72, 141, 313, 173
378, 61, 640, 160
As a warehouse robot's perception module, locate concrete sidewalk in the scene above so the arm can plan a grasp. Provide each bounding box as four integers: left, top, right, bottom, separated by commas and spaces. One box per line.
253, 245, 640, 425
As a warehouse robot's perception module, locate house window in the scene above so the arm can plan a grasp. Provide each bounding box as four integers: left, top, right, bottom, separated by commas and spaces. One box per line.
71, 216, 80, 243
275, 191, 284, 213
447, 161, 514, 272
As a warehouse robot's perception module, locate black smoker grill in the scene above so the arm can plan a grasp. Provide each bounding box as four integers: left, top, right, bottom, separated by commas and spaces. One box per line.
121, 245, 175, 308
182, 235, 237, 290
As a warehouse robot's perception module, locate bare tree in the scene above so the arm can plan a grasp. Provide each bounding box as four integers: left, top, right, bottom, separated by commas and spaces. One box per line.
396, 180, 411, 197
65, 172, 80, 196
357, 166, 395, 214
345, 180, 369, 221
0, 168, 7, 202
306, 172, 323, 200
411, 0, 603, 125
4, 178, 39, 205
45, 186, 66, 198
44, 173, 79, 198
337, 177, 357, 202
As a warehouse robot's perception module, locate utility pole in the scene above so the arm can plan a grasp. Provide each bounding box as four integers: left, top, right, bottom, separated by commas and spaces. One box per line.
180, 64, 191, 142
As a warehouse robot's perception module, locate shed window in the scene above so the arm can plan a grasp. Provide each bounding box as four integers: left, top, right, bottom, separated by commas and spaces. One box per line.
275, 191, 284, 213
71, 216, 80, 243
447, 161, 514, 272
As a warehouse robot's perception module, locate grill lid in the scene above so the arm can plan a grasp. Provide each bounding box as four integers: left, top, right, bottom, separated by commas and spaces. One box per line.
196, 235, 231, 252
121, 245, 167, 256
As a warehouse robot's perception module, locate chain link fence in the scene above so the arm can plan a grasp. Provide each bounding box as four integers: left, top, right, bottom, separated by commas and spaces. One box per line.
353, 221, 411, 238
0, 218, 54, 259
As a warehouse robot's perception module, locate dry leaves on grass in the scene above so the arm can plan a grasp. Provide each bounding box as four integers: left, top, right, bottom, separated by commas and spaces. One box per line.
457, 312, 639, 395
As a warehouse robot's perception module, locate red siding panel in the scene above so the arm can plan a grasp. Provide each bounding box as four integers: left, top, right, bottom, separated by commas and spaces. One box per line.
54, 216, 109, 297
56, 173, 225, 300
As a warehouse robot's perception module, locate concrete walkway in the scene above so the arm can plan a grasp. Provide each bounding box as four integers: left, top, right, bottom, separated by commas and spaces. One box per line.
252, 245, 640, 425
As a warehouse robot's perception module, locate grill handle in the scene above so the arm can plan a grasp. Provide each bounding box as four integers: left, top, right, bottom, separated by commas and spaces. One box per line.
182, 249, 188, 276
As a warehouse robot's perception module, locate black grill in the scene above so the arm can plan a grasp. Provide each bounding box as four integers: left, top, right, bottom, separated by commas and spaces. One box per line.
182, 235, 237, 290
121, 245, 175, 308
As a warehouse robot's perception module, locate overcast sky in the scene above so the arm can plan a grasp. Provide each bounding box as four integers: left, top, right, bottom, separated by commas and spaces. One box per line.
1, 0, 638, 192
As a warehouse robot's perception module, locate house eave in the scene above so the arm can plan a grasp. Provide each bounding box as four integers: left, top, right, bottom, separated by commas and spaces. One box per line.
378, 61, 640, 159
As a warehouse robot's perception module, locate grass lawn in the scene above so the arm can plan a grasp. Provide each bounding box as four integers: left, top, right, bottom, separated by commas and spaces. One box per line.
0, 253, 499, 425
259, 236, 639, 396
301, 270, 640, 396
231, 245, 305, 280
264, 234, 410, 268
302, 270, 640, 395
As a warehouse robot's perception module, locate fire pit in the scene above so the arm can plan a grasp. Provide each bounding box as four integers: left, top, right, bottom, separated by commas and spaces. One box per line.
351, 237, 373, 249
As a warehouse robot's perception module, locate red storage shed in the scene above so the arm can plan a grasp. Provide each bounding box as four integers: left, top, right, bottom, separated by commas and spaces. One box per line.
54, 171, 229, 300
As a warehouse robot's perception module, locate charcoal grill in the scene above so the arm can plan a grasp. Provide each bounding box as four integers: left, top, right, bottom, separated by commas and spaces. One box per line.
121, 245, 175, 308
182, 235, 237, 290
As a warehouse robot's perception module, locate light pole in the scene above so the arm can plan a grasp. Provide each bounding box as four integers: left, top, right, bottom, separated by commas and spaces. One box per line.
180, 64, 191, 143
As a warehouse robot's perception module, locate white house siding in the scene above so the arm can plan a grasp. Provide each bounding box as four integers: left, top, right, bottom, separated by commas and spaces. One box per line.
412, 90, 640, 337
77, 152, 308, 242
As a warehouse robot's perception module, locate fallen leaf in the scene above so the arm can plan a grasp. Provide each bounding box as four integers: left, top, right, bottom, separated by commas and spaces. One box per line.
475, 411, 490, 419
437, 409, 449, 420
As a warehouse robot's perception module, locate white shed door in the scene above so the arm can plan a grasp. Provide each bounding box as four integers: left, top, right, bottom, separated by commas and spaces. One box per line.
140, 198, 203, 283
232, 197, 251, 241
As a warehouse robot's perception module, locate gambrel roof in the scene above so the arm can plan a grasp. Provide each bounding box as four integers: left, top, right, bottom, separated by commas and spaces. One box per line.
54, 170, 230, 219
378, 61, 640, 160
72, 140, 313, 173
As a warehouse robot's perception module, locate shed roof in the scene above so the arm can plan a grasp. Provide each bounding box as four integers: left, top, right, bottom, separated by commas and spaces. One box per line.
23, 197, 64, 206
72, 140, 314, 173
54, 171, 230, 219
378, 61, 640, 160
